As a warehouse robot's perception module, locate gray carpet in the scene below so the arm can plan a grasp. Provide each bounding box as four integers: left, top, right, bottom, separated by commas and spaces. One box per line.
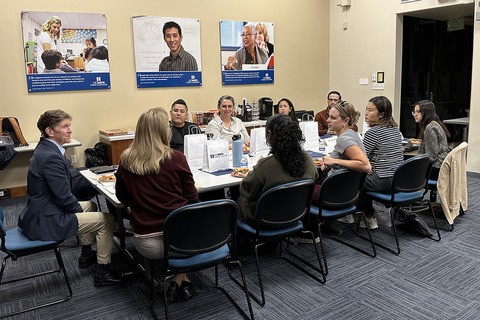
1, 172, 479, 319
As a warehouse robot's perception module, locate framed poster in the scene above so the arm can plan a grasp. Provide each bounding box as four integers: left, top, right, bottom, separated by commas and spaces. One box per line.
220, 20, 274, 85
133, 16, 202, 88
21, 11, 110, 92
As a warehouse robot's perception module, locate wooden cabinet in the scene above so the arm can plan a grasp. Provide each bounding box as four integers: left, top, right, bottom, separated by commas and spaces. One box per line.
99, 135, 133, 165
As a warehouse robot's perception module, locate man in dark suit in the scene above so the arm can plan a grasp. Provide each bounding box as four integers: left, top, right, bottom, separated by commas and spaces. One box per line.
18, 109, 121, 286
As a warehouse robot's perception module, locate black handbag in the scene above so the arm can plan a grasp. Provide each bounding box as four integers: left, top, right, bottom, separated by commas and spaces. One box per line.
0, 135, 17, 170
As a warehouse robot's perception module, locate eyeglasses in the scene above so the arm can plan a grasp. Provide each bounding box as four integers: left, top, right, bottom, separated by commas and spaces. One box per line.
411, 111, 421, 116
240, 33, 255, 37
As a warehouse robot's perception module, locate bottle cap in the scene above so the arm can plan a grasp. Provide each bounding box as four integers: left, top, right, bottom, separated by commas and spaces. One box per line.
232, 134, 241, 141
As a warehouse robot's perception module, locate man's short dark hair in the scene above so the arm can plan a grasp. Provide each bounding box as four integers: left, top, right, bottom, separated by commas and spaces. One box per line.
41, 50, 63, 70
163, 21, 182, 37
171, 99, 188, 110
37, 109, 72, 137
327, 90, 342, 100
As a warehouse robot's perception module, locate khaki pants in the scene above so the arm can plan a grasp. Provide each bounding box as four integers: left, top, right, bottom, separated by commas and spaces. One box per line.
75, 201, 115, 265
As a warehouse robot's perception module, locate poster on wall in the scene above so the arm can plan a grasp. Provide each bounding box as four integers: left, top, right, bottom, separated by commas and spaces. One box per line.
21, 11, 110, 93
220, 20, 274, 85
132, 16, 202, 88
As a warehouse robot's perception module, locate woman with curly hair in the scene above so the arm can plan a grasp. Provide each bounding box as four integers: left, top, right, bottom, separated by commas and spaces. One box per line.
237, 114, 318, 224
36, 16, 62, 73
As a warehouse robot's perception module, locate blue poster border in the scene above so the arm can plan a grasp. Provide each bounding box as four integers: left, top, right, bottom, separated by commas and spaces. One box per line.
136, 71, 202, 88
27, 73, 111, 93
222, 70, 274, 85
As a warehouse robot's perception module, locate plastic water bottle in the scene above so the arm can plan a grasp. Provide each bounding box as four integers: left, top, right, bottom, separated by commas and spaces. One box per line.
232, 134, 243, 167
240, 155, 249, 168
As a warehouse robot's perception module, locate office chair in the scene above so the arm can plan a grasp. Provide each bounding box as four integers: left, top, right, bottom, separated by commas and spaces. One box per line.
362, 154, 441, 255
230, 179, 325, 307
0, 206, 72, 318
149, 199, 254, 320
309, 169, 376, 275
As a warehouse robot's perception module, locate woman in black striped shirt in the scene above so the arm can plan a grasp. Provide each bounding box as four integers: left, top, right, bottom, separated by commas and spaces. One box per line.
360, 96, 404, 229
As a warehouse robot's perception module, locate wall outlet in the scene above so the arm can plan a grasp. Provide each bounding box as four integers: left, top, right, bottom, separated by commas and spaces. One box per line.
71, 154, 77, 164
371, 73, 377, 82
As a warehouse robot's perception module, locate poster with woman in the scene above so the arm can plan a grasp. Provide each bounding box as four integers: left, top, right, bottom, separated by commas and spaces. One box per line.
220, 20, 274, 85
21, 11, 110, 93
132, 16, 202, 88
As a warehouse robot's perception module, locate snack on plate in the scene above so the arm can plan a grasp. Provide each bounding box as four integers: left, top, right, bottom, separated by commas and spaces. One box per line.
409, 138, 422, 145
231, 167, 249, 178
313, 158, 323, 166
99, 174, 116, 182
243, 146, 250, 153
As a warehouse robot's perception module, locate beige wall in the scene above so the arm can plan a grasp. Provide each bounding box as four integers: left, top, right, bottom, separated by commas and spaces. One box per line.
329, 0, 479, 172
0, 0, 330, 189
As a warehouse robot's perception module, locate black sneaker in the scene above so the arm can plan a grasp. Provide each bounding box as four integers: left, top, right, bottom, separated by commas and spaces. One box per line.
79, 250, 97, 269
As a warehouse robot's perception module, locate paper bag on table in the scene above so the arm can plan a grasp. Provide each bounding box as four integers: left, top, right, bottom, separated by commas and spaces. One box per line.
202, 138, 229, 172
249, 127, 269, 157
184, 132, 206, 167
299, 116, 320, 151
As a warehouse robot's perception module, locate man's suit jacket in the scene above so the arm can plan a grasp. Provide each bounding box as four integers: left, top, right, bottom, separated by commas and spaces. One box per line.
18, 138, 81, 241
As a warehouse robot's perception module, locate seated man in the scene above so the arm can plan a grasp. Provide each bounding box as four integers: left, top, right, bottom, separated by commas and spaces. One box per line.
18, 109, 121, 286
169, 99, 201, 153
315, 90, 358, 136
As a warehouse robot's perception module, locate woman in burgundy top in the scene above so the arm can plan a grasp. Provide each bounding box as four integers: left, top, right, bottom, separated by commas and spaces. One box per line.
115, 107, 198, 303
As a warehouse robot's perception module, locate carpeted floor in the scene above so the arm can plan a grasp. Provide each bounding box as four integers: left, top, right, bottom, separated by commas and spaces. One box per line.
1, 172, 479, 319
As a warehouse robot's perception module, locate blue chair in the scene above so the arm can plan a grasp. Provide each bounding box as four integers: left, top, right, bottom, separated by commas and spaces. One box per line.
230, 179, 325, 306
0, 206, 72, 318
149, 199, 254, 320
309, 169, 375, 275
363, 154, 441, 255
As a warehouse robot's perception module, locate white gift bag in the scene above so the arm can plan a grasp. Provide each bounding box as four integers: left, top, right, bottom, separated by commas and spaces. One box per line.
249, 127, 269, 157
299, 115, 320, 151
202, 138, 229, 172
184, 132, 207, 167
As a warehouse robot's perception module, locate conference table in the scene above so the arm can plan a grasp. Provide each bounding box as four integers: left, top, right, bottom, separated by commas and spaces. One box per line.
79, 152, 271, 273
443, 116, 469, 142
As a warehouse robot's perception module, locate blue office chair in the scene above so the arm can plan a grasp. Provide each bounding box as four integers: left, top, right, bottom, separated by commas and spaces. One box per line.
0, 206, 73, 318
230, 179, 325, 307
363, 154, 441, 255
309, 169, 376, 275
149, 199, 254, 320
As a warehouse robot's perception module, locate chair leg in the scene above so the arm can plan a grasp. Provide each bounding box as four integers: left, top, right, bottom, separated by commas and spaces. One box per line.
224, 260, 255, 320
426, 202, 441, 242
357, 208, 400, 255
0, 247, 73, 319
328, 213, 377, 261
283, 231, 326, 284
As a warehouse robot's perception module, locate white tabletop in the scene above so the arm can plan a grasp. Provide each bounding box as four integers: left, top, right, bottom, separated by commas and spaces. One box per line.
443, 117, 469, 126
14, 138, 82, 153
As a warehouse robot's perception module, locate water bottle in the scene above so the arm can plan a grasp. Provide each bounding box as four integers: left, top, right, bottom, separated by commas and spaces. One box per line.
232, 134, 243, 167
240, 155, 249, 168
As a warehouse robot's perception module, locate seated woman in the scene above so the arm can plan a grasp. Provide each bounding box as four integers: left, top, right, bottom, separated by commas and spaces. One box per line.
412, 99, 451, 180
205, 95, 250, 145
320, 101, 371, 174
237, 114, 318, 225
115, 107, 198, 303
312, 101, 371, 228
276, 98, 298, 122
360, 96, 404, 229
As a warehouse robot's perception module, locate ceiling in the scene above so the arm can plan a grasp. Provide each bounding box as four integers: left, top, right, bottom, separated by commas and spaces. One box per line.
403, 3, 475, 24
23, 11, 107, 30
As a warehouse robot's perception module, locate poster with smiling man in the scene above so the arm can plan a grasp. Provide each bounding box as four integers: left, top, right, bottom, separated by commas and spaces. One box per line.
133, 16, 202, 88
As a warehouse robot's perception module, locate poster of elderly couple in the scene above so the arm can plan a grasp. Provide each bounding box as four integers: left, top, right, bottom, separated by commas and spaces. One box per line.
21, 11, 274, 92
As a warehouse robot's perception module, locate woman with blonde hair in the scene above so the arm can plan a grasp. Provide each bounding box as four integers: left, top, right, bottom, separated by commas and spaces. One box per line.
115, 107, 198, 302
36, 16, 62, 73
255, 22, 274, 56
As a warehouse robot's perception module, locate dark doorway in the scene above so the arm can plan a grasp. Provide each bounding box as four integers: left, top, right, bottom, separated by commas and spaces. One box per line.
400, 16, 473, 140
